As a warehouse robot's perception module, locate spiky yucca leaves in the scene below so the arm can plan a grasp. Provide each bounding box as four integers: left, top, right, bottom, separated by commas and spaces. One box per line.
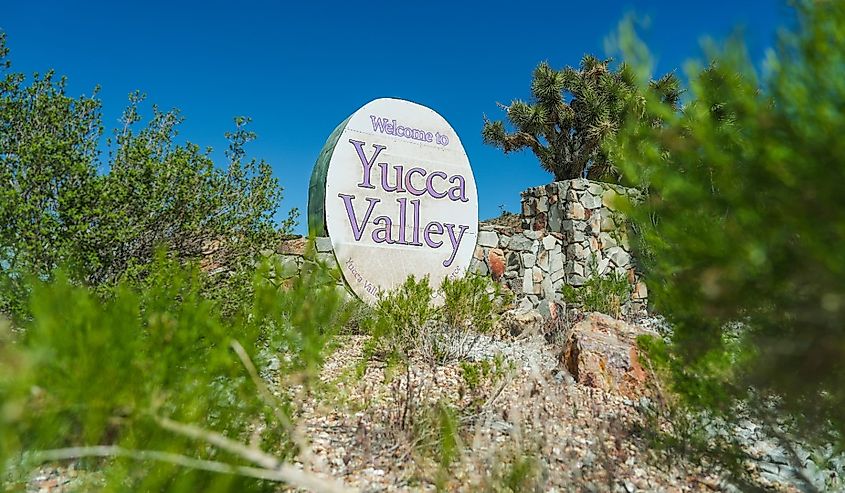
482, 56, 680, 182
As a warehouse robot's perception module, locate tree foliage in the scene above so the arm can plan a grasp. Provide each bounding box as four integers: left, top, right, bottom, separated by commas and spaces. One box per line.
482, 56, 680, 181
0, 32, 296, 317
612, 0, 845, 461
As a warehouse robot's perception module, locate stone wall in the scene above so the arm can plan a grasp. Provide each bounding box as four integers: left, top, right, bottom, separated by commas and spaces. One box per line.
470, 178, 647, 316
281, 178, 647, 316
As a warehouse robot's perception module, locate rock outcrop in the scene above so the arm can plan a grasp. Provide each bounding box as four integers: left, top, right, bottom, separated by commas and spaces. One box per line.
561, 312, 655, 397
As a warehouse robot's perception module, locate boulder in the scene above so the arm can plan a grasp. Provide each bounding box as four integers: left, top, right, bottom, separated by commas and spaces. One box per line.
560, 312, 654, 397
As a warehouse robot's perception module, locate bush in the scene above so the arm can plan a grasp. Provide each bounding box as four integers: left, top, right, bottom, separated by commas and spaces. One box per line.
0, 33, 295, 320
0, 254, 349, 492
610, 0, 845, 487
367, 274, 508, 365
560, 265, 630, 318
366, 275, 437, 363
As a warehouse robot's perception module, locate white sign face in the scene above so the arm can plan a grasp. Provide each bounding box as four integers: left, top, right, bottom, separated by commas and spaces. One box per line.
314, 98, 478, 304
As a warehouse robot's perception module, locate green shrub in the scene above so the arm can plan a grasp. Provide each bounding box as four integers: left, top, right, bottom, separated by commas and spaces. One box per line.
367, 274, 508, 365
0, 33, 296, 321
609, 0, 845, 487
560, 265, 630, 317
366, 275, 437, 362
0, 254, 349, 492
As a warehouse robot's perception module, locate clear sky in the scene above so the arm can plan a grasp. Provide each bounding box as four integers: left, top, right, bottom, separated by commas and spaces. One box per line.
1, 1, 789, 234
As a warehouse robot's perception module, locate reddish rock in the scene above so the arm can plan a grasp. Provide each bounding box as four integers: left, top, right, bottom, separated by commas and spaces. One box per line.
533, 212, 547, 231
487, 248, 506, 280
561, 312, 654, 397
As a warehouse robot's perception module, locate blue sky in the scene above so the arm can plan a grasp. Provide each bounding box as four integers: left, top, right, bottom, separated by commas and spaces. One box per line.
2, 1, 788, 234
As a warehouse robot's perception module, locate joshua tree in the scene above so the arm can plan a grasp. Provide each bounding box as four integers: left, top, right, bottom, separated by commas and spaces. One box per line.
482, 56, 680, 182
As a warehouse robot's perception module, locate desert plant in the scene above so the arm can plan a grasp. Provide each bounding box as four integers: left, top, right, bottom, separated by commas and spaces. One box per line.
482, 444, 545, 493
425, 274, 509, 364
0, 32, 296, 320
366, 274, 507, 365
610, 0, 845, 489
0, 254, 349, 492
365, 275, 437, 362
560, 264, 630, 317
482, 56, 680, 181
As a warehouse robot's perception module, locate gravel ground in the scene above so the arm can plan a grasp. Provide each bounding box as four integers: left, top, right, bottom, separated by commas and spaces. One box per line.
26, 330, 822, 492
293, 334, 727, 492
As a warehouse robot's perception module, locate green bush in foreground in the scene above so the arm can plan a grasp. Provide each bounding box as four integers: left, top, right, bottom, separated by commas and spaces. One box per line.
0, 254, 349, 492
610, 0, 845, 483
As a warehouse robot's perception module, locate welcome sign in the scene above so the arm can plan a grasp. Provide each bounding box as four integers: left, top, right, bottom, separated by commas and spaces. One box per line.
308, 98, 478, 303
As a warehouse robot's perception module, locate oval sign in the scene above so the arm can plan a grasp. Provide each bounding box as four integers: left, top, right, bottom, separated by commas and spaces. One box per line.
308, 98, 478, 303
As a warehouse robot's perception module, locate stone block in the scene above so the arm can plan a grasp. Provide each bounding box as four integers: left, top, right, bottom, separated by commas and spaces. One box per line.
478, 230, 499, 248
568, 203, 586, 220
506, 251, 521, 271
522, 269, 534, 294
599, 232, 618, 250
532, 212, 547, 231
588, 213, 601, 235
316, 252, 336, 265
537, 196, 549, 213
550, 251, 564, 274
542, 235, 557, 250
606, 246, 631, 267
602, 189, 621, 209
570, 178, 587, 190
537, 249, 549, 272
499, 234, 511, 249
547, 205, 562, 232
521, 252, 536, 268
278, 236, 307, 255
633, 281, 648, 300
596, 257, 611, 276
278, 255, 301, 279
566, 243, 588, 260
315, 236, 334, 253
565, 261, 585, 277
542, 276, 554, 299
508, 234, 533, 252
581, 192, 602, 209
588, 182, 605, 196
568, 273, 587, 286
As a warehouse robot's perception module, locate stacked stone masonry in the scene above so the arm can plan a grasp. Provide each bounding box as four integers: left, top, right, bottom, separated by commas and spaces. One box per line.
280, 178, 647, 316
469, 178, 648, 316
